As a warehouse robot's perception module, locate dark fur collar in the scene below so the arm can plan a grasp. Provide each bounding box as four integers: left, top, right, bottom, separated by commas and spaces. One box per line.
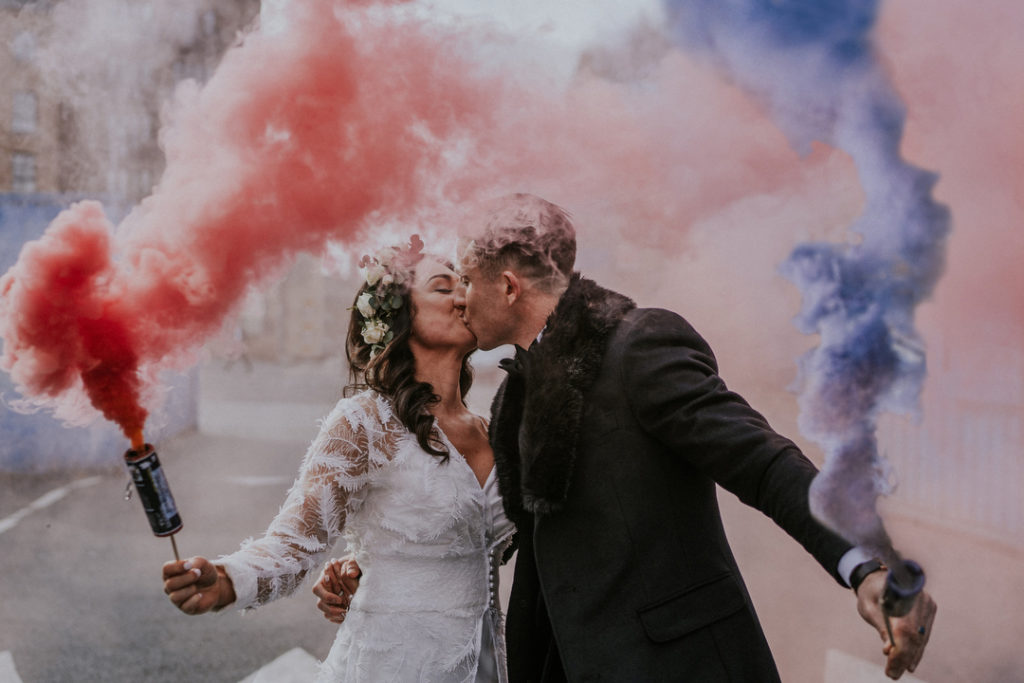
490, 274, 635, 521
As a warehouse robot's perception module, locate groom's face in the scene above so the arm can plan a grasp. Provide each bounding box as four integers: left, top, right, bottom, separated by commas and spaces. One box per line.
454, 263, 512, 351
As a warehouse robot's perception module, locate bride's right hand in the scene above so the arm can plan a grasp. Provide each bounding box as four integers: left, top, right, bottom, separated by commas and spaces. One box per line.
162, 556, 233, 615
313, 557, 362, 624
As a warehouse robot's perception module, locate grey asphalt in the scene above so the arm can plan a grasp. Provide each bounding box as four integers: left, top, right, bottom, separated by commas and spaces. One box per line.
0, 430, 338, 683
0, 354, 513, 683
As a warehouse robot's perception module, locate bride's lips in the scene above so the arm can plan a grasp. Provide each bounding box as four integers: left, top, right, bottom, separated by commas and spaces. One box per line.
456, 316, 477, 343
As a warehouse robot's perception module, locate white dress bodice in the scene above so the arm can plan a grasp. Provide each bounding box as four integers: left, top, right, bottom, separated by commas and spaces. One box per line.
217, 391, 515, 682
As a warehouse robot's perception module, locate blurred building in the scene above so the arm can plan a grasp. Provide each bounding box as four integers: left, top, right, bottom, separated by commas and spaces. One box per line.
0, 1, 58, 194
0, 0, 260, 201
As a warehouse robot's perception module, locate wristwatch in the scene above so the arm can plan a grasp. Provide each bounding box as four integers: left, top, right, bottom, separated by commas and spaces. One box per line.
849, 558, 886, 592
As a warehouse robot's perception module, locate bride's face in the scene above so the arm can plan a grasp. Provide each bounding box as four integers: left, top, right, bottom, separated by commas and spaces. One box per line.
408, 260, 477, 354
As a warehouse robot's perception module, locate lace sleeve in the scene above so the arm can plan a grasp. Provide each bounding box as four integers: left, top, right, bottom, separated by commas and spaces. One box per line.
216, 397, 373, 611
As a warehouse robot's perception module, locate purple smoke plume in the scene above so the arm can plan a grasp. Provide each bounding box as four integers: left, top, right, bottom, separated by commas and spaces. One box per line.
662, 0, 951, 569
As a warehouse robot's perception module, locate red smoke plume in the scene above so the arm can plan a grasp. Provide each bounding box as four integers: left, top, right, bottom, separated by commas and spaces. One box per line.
0, 203, 146, 440
0, 1, 504, 440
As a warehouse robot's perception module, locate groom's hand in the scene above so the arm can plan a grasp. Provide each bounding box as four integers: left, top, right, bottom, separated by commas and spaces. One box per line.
855, 571, 937, 679
313, 556, 362, 624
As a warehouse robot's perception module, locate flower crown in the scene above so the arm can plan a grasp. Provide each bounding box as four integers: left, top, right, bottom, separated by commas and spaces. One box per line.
354, 234, 425, 358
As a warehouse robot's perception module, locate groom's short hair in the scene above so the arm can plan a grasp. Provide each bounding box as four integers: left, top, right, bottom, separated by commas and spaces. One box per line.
465, 193, 576, 292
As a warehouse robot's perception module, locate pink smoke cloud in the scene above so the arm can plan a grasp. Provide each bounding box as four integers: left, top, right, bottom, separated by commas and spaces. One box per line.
5, 0, 1015, 467
1, 0, 845, 448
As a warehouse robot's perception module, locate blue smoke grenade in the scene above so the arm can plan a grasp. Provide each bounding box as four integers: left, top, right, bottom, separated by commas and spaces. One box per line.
663, 0, 951, 573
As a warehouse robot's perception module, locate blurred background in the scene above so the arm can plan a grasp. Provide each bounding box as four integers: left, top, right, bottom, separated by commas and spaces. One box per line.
0, 0, 1021, 681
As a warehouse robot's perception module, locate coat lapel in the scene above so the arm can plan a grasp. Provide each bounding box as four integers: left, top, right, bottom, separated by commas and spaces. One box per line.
490, 275, 635, 518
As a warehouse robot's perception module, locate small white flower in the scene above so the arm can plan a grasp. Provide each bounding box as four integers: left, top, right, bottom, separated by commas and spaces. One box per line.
365, 264, 386, 286
381, 273, 394, 286
356, 292, 375, 318
392, 269, 407, 285
361, 320, 389, 345
377, 248, 396, 267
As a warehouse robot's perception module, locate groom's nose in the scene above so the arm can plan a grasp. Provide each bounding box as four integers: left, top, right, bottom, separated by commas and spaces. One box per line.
453, 283, 467, 310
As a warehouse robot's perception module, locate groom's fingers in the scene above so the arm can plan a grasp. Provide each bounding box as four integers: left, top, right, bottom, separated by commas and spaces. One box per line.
318, 593, 345, 608
338, 558, 362, 599
321, 559, 344, 594
314, 590, 348, 622
312, 579, 340, 602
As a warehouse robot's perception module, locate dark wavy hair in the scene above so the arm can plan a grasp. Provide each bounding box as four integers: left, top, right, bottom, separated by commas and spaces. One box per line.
344, 260, 474, 461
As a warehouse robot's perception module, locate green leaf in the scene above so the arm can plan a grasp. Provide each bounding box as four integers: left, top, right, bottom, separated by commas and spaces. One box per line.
390, 294, 403, 309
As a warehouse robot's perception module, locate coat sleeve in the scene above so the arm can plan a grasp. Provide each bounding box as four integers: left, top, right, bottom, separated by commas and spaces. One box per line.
616, 308, 851, 584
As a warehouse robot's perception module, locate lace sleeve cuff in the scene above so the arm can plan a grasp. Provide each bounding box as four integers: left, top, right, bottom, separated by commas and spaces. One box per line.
216, 554, 259, 612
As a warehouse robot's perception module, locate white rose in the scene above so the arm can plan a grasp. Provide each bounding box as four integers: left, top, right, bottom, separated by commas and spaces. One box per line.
365, 264, 386, 286
381, 273, 394, 286
361, 320, 388, 345
356, 292, 375, 318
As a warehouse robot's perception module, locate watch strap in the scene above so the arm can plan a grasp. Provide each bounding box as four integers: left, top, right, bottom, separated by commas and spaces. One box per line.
850, 558, 886, 592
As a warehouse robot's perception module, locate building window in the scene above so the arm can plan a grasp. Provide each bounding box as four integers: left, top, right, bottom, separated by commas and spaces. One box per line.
12, 153, 36, 193
12, 91, 37, 134
202, 9, 218, 36
11, 31, 36, 63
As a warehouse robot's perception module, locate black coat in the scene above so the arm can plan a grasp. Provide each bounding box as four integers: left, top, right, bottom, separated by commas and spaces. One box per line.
490, 275, 852, 682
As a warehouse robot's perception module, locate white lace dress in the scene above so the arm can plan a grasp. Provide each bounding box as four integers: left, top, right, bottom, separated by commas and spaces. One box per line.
217, 390, 516, 682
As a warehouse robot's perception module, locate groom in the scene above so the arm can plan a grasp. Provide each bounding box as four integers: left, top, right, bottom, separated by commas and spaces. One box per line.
449, 193, 934, 682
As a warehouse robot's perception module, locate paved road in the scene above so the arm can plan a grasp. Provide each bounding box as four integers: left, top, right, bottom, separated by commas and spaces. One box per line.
0, 430, 339, 682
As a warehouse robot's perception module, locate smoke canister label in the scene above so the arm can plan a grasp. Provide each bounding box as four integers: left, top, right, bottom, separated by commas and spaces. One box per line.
125, 448, 182, 537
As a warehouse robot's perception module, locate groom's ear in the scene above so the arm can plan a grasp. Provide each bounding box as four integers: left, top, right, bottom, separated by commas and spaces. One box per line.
501, 270, 522, 306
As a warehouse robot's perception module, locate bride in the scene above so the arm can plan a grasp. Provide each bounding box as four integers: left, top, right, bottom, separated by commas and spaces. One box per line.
161, 236, 515, 682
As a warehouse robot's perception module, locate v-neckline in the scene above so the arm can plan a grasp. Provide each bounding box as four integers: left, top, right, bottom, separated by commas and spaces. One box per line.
434, 425, 493, 491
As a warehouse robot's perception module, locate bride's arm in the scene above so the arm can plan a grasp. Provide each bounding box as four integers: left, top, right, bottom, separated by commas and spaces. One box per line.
218, 405, 371, 610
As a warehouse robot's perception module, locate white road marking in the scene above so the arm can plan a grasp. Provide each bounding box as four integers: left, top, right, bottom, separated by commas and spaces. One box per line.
238, 647, 320, 683
0, 476, 103, 536
225, 475, 295, 487
0, 651, 24, 683
825, 649, 927, 682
